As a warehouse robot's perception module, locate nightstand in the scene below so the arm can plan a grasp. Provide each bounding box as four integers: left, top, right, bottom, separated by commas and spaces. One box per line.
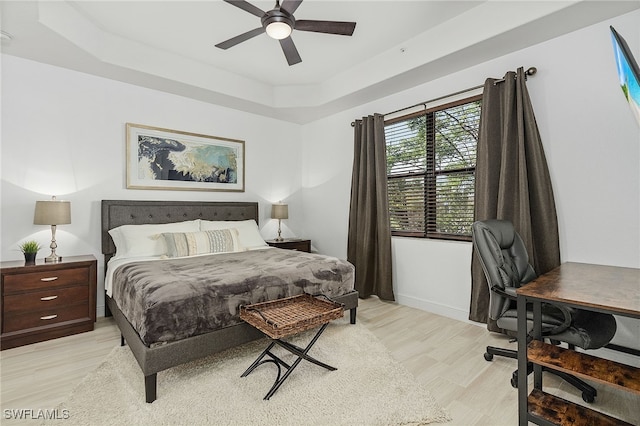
0, 255, 97, 350
266, 239, 311, 253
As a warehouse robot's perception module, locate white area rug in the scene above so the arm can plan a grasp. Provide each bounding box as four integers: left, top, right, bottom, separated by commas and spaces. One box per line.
49, 320, 450, 425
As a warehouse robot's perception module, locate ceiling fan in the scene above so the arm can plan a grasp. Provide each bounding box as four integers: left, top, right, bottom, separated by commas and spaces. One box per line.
215, 0, 357, 66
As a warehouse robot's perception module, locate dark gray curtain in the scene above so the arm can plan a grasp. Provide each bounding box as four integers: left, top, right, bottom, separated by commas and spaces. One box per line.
347, 114, 394, 301
470, 67, 560, 329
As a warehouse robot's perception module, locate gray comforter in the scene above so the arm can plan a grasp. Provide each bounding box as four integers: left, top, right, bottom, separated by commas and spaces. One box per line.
111, 248, 355, 346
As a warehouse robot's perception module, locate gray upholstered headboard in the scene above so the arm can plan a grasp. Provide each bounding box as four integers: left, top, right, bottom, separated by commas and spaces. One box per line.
101, 200, 259, 261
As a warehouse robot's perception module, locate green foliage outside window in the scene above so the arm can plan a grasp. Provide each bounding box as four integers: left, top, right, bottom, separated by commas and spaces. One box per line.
385, 97, 481, 239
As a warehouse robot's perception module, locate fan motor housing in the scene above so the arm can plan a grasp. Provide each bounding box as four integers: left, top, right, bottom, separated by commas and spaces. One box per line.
261, 9, 295, 30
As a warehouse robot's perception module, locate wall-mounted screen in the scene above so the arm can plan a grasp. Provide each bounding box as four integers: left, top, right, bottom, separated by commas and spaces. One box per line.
610, 26, 640, 126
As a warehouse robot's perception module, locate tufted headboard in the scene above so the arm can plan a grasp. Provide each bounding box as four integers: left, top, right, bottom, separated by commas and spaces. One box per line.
101, 200, 259, 263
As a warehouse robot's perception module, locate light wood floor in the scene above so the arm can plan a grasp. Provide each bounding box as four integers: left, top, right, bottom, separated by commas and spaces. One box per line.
1, 298, 638, 425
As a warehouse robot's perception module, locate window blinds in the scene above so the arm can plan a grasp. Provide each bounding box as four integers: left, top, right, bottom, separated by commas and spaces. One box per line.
385, 96, 481, 239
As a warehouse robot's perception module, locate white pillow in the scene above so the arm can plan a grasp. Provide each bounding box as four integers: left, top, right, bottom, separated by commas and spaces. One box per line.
199, 219, 267, 250
162, 229, 241, 258
109, 220, 200, 259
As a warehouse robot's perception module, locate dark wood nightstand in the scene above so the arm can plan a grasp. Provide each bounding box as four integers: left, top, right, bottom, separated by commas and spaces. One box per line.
0, 255, 97, 350
266, 239, 311, 253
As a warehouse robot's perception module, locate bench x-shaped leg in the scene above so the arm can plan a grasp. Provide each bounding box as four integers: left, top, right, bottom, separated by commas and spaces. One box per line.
241, 323, 335, 400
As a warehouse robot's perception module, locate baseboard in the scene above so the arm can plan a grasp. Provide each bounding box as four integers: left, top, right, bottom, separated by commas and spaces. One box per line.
395, 294, 470, 323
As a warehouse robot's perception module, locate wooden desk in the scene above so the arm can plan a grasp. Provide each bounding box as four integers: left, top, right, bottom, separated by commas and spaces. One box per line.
516, 262, 640, 425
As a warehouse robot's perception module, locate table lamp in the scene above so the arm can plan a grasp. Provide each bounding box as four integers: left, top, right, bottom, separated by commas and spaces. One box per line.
271, 203, 288, 242
34, 196, 71, 262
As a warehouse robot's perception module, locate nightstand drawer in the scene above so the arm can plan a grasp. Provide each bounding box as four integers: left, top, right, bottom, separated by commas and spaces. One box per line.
4, 286, 88, 313
3, 303, 90, 333
3, 267, 89, 294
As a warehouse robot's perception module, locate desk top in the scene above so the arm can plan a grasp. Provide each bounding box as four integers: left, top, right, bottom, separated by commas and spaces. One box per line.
517, 262, 640, 318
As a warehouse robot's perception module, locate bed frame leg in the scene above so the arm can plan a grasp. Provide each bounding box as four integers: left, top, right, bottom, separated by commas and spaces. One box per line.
145, 374, 157, 403
350, 307, 357, 324
120, 335, 125, 347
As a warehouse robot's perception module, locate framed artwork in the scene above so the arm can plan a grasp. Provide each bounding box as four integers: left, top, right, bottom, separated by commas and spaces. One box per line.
126, 123, 245, 192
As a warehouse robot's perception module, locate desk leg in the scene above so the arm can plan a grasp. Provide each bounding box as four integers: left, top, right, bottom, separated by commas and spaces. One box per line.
517, 294, 529, 426
532, 301, 543, 389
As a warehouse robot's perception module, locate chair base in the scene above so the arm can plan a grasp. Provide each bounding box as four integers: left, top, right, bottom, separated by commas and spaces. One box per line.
485, 345, 597, 403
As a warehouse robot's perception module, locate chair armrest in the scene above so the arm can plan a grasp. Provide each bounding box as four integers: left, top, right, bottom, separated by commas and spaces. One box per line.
492, 286, 518, 301
540, 303, 572, 336
504, 287, 518, 298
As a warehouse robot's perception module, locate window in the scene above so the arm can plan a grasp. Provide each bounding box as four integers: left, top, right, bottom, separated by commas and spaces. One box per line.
385, 95, 481, 240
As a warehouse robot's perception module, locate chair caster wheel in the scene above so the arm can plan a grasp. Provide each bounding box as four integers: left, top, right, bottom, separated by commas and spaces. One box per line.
484, 352, 493, 361
582, 392, 595, 403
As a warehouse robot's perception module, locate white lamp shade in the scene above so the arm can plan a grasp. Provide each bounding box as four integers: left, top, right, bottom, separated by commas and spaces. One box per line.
271, 204, 289, 220
266, 22, 292, 40
34, 200, 71, 225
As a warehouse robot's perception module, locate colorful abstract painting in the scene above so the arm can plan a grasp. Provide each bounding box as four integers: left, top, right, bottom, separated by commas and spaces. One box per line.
126, 123, 244, 191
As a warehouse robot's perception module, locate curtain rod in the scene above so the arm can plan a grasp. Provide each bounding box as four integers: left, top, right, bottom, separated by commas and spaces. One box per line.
491, 66, 537, 85
350, 66, 537, 127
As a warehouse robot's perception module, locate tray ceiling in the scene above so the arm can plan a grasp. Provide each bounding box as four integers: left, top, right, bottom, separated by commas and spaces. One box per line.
2, 1, 638, 123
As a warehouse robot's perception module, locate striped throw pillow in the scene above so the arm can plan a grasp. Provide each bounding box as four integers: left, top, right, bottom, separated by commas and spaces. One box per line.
162, 229, 241, 258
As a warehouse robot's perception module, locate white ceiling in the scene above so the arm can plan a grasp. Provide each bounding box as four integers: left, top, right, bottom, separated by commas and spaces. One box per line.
2, 1, 639, 123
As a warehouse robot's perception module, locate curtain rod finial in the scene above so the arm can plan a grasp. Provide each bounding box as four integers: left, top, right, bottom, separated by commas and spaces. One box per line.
526, 67, 537, 76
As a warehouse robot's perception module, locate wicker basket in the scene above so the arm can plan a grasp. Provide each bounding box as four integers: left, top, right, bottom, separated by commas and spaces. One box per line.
240, 294, 344, 339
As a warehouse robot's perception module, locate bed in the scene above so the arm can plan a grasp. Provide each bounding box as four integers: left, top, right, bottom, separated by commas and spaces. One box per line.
101, 200, 358, 403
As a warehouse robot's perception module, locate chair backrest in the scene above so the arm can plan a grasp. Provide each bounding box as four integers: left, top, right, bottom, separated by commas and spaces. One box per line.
472, 219, 537, 321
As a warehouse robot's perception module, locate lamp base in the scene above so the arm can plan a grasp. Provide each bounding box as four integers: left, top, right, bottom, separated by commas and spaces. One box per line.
44, 253, 62, 263
45, 227, 62, 262
274, 219, 285, 242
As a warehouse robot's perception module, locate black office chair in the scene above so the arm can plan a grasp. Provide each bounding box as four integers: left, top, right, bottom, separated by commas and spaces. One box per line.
472, 219, 617, 403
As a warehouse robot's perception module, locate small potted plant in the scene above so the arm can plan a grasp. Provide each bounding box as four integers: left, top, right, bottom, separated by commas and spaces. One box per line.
18, 240, 41, 265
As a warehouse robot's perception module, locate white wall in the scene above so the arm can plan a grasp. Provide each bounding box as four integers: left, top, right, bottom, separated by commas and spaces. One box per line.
300, 10, 640, 347
2, 10, 638, 349
1, 55, 303, 315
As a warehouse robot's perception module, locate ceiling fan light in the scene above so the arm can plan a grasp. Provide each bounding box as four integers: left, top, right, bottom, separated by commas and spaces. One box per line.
266, 22, 292, 40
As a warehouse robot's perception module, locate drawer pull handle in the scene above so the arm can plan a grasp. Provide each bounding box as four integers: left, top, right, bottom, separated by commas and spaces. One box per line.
40, 314, 58, 320
40, 296, 58, 301
40, 277, 59, 282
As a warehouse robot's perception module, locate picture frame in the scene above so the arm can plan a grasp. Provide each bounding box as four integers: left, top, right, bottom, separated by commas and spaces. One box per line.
126, 123, 245, 192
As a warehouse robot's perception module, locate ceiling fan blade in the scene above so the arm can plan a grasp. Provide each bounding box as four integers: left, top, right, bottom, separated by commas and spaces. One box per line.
223, 0, 265, 18
295, 20, 356, 36
279, 37, 302, 66
215, 27, 265, 50
280, 0, 303, 15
